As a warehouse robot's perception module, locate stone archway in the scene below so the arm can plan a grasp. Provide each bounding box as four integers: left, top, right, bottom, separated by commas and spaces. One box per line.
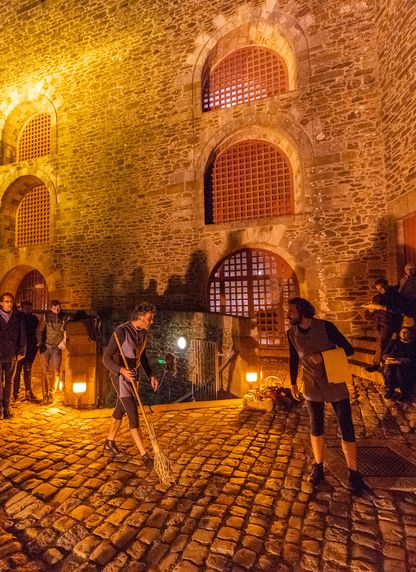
15, 269, 50, 311
208, 246, 299, 347
0, 265, 50, 311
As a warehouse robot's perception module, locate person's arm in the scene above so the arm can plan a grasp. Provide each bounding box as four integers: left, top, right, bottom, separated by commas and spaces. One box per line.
36, 315, 45, 346
288, 333, 300, 385
324, 321, 354, 356
17, 315, 27, 359
140, 350, 159, 391
288, 333, 301, 401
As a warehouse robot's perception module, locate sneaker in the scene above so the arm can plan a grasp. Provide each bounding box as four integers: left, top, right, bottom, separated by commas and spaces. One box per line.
348, 470, 365, 495
365, 364, 380, 372
25, 391, 39, 402
141, 452, 154, 470
308, 463, 324, 485
384, 389, 396, 399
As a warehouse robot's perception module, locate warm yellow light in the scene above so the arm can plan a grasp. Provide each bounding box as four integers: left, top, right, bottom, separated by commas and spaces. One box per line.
246, 372, 258, 383
58, 380, 63, 391
73, 382, 87, 394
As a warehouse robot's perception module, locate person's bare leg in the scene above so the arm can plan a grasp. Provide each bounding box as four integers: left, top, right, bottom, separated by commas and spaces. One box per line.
107, 417, 122, 440
130, 428, 147, 456
341, 439, 357, 471
310, 435, 325, 463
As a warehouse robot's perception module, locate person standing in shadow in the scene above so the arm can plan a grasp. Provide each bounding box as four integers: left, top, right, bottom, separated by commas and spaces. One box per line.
13, 300, 39, 402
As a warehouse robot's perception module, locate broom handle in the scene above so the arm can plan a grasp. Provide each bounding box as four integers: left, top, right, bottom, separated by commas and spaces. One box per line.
113, 331, 154, 438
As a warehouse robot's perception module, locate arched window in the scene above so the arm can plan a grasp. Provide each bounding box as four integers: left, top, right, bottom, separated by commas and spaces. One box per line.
16, 185, 50, 246
17, 112, 51, 161
205, 140, 293, 224
202, 46, 289, 112
209, 248, 299, 346
16, 270, 50, 311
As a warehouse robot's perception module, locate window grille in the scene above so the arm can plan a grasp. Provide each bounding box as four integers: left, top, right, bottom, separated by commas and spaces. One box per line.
18, 113, 51, 161
208, 140, 293, 224
16, 270, 50, 311
16, 185, 50, 246
209, 248, 299, 346
202, 46, 289, 112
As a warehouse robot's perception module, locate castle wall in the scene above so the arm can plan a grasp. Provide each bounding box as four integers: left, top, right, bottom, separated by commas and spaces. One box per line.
0, 0, 389, 333
375, 0, 416, 274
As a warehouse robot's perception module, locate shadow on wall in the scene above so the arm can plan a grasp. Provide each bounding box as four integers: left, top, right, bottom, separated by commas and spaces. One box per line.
342, 215, 392, 336
91, 248, 213, 345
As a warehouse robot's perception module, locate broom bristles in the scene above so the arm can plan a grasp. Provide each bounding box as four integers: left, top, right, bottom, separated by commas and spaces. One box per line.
154, 451, 175, 485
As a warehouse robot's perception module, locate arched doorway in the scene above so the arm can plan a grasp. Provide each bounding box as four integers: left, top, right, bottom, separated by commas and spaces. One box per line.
15, 269, 49, 311
208, 247, 299, 347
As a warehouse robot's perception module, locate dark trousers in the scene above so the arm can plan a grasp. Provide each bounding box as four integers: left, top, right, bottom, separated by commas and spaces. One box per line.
41, 347, 62, 396
13, 349, 37, 397
0, 360, 17, 409
383, 365, 412, 396
373, 325, 398, 365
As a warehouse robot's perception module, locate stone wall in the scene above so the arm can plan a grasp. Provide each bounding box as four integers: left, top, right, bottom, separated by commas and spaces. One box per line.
0, 0, 393, 335
375, 0, 416, 274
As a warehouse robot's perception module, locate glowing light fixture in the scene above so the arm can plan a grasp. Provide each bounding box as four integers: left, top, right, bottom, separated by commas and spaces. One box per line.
246, 372, 258, 383
72, 382, 87, 394
177, 336, 187, 350
58, 380, 63, 391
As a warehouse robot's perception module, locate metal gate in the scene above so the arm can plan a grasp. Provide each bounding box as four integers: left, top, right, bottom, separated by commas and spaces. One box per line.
189, 339, 220, 400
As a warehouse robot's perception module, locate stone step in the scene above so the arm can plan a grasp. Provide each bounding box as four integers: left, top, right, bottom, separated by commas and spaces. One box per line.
351, 348, 375, 365
350, 335, 377, 351
349, 359, 384, 384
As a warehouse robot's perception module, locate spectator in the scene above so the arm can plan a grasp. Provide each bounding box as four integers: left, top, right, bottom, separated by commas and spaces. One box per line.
13, 300, 39, 402
398, 262, 416, 326
382, 327, 416, 402
364, 278, 408, 372
0, 293, 26, 419
37, 300, 68, 404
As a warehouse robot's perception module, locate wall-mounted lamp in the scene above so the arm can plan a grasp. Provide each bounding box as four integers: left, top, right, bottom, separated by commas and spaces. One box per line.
177, 336, 187, 350
72, 382, 87, 394
246, 372, 258, 383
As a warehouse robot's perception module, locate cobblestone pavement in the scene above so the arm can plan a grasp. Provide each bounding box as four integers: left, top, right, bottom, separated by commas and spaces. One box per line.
1, 377, 416, 571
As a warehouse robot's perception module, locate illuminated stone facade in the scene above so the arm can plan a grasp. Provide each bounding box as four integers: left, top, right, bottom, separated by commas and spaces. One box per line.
0, 0, 414, 339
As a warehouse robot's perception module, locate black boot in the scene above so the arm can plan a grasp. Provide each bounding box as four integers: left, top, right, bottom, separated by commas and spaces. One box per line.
3, 407, 13, 419
103, 439, 119, 456
26, 391, 39, 402
141, 452, 154, 470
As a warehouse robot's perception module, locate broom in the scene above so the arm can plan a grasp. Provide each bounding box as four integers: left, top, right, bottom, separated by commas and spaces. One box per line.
113, 332, 174, 485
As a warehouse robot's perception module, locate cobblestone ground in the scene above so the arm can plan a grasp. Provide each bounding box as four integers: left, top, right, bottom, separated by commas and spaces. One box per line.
1, 377, 416, 571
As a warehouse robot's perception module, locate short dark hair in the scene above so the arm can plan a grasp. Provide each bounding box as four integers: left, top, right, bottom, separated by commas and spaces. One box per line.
131, 302, 156, 321
374, 278, 388, 288
21, 300, 33, 307
288, 297, 316, 318
50, 299, 61, 307
0, 292, 15, 302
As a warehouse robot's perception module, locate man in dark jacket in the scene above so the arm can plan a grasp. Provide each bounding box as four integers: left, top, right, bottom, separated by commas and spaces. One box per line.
0, 292, 26, 419
364, 278, 409, 371
37, 299, 68, 404
13, 300, 39, 402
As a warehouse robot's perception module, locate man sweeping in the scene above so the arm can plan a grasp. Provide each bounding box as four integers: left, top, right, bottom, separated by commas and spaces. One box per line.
103, 302, 159, 469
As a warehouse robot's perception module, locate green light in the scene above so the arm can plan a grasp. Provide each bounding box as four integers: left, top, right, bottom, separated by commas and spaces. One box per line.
157, 359, 166, 364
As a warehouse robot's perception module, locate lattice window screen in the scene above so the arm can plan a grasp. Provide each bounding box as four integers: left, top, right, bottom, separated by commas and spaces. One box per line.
209, 248, 299, 346
210, 140, 293, 223
16, 270, 50, 311
202, 46, 289, 111
18, 113, 51, 161
16, 185, 50, 246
